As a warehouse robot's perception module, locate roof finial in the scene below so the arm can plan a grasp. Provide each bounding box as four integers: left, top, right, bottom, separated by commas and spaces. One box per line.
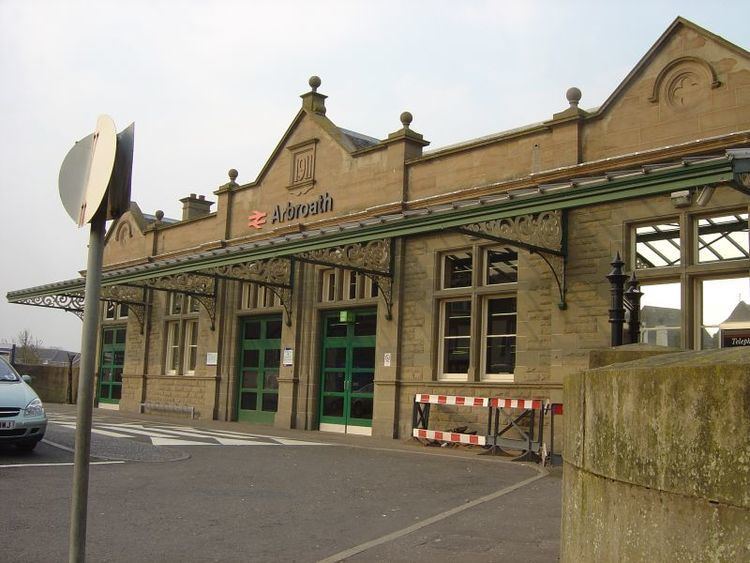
309, 75, 321, 93
228, 168, 238, 182
566, 87, 582, 108
400, 111, 413, 130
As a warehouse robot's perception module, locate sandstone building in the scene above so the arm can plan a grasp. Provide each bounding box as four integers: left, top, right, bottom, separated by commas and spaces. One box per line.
8, 18, 750, 439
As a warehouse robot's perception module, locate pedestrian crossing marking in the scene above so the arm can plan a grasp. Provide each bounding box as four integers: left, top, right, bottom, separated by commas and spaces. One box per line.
215, 438, 279, 446
47, 414, 336, 448
151, 437, 215, 446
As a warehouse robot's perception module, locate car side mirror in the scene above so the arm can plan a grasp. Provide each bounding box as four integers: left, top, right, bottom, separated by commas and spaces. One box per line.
21, 375, 32, 384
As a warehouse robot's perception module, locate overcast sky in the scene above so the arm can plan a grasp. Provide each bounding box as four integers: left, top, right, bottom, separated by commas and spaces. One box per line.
1, 1, 748, 352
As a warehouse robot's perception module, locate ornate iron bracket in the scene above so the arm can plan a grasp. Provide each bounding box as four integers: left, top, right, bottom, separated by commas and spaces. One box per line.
100, 285, 147, 334
457, 210, 568, 309
126, 272, 218, 330
12, 293, 85, 320
200, 258, 295, 326
296, 239, 394, 320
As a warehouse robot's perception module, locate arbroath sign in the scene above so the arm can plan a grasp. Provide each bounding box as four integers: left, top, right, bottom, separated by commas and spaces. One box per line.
248, 192, 334, 229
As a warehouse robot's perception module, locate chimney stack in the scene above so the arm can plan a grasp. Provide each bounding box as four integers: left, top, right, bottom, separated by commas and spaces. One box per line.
180, 193, 214, 221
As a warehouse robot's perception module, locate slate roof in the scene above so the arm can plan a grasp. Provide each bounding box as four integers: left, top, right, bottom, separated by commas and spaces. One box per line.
339, 127, 380, 150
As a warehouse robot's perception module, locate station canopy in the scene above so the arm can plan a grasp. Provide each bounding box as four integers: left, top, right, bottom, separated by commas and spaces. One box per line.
7, 148, 750, 330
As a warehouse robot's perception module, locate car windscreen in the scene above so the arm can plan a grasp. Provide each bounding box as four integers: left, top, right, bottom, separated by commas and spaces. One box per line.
0, 358, 21, 382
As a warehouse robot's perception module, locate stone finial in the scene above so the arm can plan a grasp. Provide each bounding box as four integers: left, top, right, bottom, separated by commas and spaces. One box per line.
155, 210, 164, 221
400, 111, 413, 129
228, 168, 238, 182
301, 76, 327, 115
566, 87, 582, 108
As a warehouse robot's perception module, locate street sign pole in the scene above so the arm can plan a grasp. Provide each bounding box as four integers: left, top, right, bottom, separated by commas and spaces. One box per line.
68, 209, 106, 563
59, 115, 134, 563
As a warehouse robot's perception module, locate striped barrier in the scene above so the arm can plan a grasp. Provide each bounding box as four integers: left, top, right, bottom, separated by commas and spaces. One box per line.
413, 393, 558, 464
412, 428, 487, 446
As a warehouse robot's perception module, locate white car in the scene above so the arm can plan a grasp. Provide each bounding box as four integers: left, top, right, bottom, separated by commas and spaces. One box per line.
0, 357, 47, 451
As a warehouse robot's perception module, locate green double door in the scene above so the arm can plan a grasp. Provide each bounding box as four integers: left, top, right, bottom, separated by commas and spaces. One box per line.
238, 316, 282, 424
319, 309, 376, 434
99, 327, 125, 404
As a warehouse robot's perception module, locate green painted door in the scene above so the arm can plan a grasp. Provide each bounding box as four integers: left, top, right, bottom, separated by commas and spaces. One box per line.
238, 315, 282, 424
99, 327, 125, 404
319, 309, 376, 431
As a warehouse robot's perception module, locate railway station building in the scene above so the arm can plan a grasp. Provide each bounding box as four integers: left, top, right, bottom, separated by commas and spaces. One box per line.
8, 17, 750, 439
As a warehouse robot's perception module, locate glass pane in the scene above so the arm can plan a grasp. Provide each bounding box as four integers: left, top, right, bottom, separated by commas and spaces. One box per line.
325, 317, 347, 337
325, 348, 347, 368
105, 302, 116, 319
324, 372, 345, 392
242, 371, 258, 389
443, 251, 473, 288
240, 392, 257, 410
261, 392, 278, 412
113, 368, 123, 382
101, 370, 112, 382
244, 321, 261, 340
169, 346, 179, 372
445, 301, 472, 337
352, 347, 375, 369
102, 351, 114, 365
701, 277, 750, 350
349, 397, 373, 420
487, 298, 517, 335
486, 248, 518, 284
351, 373, 374, 393
264, 370, 279, 390
115, 330, 126, 344
486, 336, 516, 374
266, 319, 283, 339
111, 385, 122, 400
354, 314, 376, 336
99, 384, 109, 399
113, 351, 125, 366
443, 337, 470, 373
264, 349, 280, 369
188, 322, 198, 345
697, 214, 749, 264
170, 293, 184, 315
242, 349, 259, 368
635, 222, 681, 269
118, 304, 129, 318
639, 282, 682, 347
322, 396, 344, 418
187, 346, 197, 372
103, 331, 113, 345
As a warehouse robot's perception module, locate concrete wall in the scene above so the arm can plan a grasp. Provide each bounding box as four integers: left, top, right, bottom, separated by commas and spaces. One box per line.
562, 347, 750, 561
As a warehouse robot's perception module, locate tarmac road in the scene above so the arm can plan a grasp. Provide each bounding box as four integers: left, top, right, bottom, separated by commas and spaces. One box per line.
1, 405, 561, 562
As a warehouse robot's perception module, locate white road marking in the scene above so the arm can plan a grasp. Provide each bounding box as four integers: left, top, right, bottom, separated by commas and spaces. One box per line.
150, 437, 214, 446
0, 461, 125, 469
317, 470, 549, 563
215, 438, 279, 446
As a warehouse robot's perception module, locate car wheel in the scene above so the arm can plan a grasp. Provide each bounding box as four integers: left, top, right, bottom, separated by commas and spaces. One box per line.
16, 440, 40, 452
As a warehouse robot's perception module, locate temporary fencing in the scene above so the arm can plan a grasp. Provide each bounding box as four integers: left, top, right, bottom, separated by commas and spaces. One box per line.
412, 393, 563, 464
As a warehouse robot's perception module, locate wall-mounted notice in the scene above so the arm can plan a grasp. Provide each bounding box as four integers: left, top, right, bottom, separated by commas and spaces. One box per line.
206, 352, 218, 366
283, 347, 294, 366
383, 353, 392, 367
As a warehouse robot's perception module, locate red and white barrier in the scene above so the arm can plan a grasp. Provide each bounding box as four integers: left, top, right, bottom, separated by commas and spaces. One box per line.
413, 428, 487, 446
490, 398, 544, 410
415, 394, 489, 407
